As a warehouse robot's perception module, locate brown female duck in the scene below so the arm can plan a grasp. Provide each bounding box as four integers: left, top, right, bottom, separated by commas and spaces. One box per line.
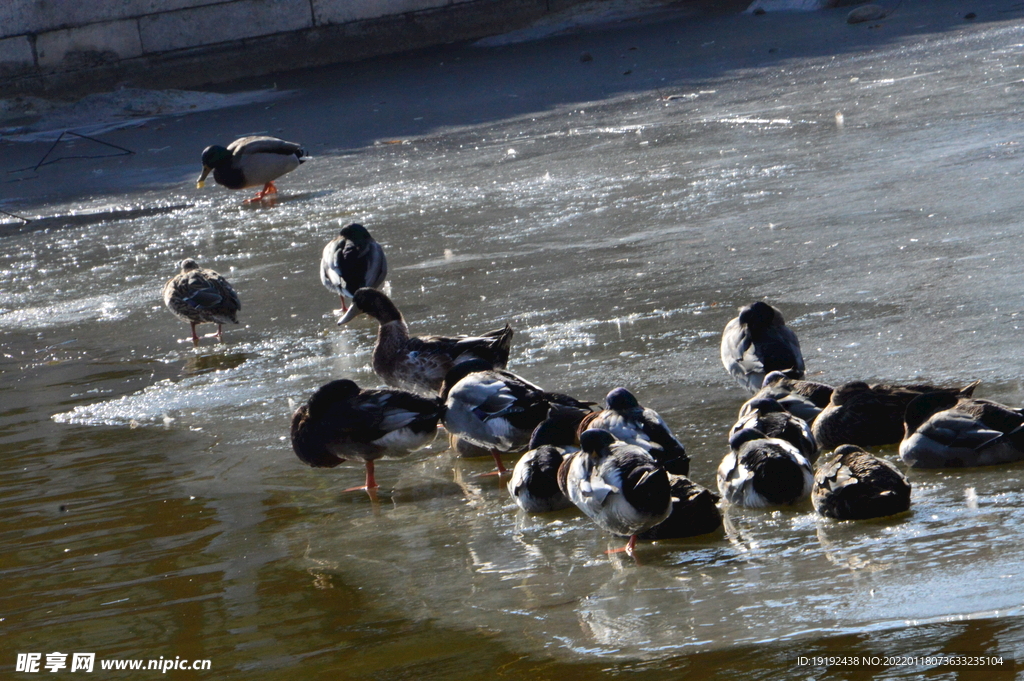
163, 258, 241, 346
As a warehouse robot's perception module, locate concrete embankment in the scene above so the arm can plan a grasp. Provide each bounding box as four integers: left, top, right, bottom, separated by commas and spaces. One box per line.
0, 0, 731, 97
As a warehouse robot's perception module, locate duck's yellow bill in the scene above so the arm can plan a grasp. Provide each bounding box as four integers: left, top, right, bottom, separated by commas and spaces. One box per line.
196, 166, 211, 189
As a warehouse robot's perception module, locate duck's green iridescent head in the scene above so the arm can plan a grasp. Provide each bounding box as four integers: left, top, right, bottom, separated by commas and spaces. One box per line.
197, 145, 231, 187
200, 145, 231, 168
340, 223, 373, 245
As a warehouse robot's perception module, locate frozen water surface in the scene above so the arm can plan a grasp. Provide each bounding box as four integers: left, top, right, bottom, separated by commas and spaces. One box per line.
4, 1, 1024, 677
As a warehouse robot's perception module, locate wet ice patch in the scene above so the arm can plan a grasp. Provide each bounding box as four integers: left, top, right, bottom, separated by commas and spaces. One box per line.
0, 289, 147, 330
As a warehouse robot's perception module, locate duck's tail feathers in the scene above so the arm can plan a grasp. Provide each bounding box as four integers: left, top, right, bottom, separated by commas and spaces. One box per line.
959, 379, 982, 398
485, 323, 515, 368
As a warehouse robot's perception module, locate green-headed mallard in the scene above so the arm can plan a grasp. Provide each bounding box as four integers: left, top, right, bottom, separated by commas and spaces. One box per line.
338, 288, 514, 395
740, 370, 833, 425
440, 359, 592, 475
197, 136, 306, 203
720, 302, 805, 393
320, 223, 388, 313
163, 258, 241, 346
290, 379, 443, 491
729, 397, 818, 464
578, 387, 689, 475
559, 428, 672, 555
717, 429, 813, 508
507, 404, 591, 513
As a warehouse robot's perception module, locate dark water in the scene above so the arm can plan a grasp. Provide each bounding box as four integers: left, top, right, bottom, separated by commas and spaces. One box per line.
4, 1, 1024, 678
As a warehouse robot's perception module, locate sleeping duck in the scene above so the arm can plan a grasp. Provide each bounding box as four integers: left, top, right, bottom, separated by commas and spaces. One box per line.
338, 288, 514, 395
507, 404, 591, 513
559, 428, 672, 555
197, 136, 306, 203
163, 258, 241, 346
720, 302, 805, 394
637, 474, 723, 540
900, 391, 1024, 468
290, 379, 443, 491
440, 359, 592, 475
320, 223, 388, 313
729, 397, 818, 463
717, 429, 813, 508
813, 445, 911, 519
740, 370, 834, 425
579, 387, 690, 475
812, 380, 980, 451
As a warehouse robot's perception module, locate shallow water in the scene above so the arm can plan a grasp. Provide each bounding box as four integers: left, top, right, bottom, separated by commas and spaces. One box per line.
4, 2, 1024, 678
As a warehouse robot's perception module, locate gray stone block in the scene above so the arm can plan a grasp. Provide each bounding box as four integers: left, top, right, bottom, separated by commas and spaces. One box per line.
313, 0, 452, 26
0, 0, 213, 38
36, 20, 143, 69
139, 0, 314, 52
0, 35, 35, 68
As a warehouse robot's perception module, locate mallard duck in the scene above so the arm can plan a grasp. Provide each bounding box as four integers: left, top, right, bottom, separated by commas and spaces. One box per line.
717, 430, 813, 507
507, 405, 591, 513
637, 474, 723, 540
197, 136, 306, 202
338, 288, 514, 395
720, 302, 805, 393
440, 359, 592, 475
729, 397, 818, 463
900, 392, 1024, 468
813, 445, 911, 519
740, 370, 834, 424
290, 379, 443, 490
163, 258, 241, 346
559, 428, 672, 555
578, 387, 689, 475
320, 223, 388, 313
812, 380, 979, 451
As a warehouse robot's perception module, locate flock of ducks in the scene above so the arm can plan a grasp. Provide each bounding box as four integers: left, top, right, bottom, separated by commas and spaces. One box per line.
163, 135, 1024, 556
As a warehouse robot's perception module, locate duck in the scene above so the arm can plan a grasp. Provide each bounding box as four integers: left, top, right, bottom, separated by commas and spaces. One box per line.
717, 429, 813, 507
637, 474, 723, 540
729, 397, 818, 463
812, 379, 980, 451
578, 387, 690, 475
320, 223, 388, 313
440, 359, 593, 475
290, 379, 444, 491
720, 301, 805, 394
813, 445, 911, 519
163, 258, 241, 346
740, 370, 834, 425
197, 136, 306, 202
899, 391, 1024, 468
338, 288, 514, 395
507, 405, 591, 513
560, 428, 672, 554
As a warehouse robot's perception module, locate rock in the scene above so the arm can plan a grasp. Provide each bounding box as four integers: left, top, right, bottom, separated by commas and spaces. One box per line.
847, 5, 887, 24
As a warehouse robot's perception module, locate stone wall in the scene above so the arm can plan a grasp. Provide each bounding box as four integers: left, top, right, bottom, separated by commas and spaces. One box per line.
0, 0, 653, 97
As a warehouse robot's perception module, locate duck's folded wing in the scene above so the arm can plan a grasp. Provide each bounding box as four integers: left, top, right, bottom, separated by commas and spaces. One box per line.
230, 136, 303, 156
922, 411, 1004, 450
755, 329, 803, 376
453, 376, 518, 415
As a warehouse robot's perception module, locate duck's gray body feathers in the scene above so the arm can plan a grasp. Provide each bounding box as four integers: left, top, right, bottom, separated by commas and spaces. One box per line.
900, 393, 1024, 468
720, 302, 805, 394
